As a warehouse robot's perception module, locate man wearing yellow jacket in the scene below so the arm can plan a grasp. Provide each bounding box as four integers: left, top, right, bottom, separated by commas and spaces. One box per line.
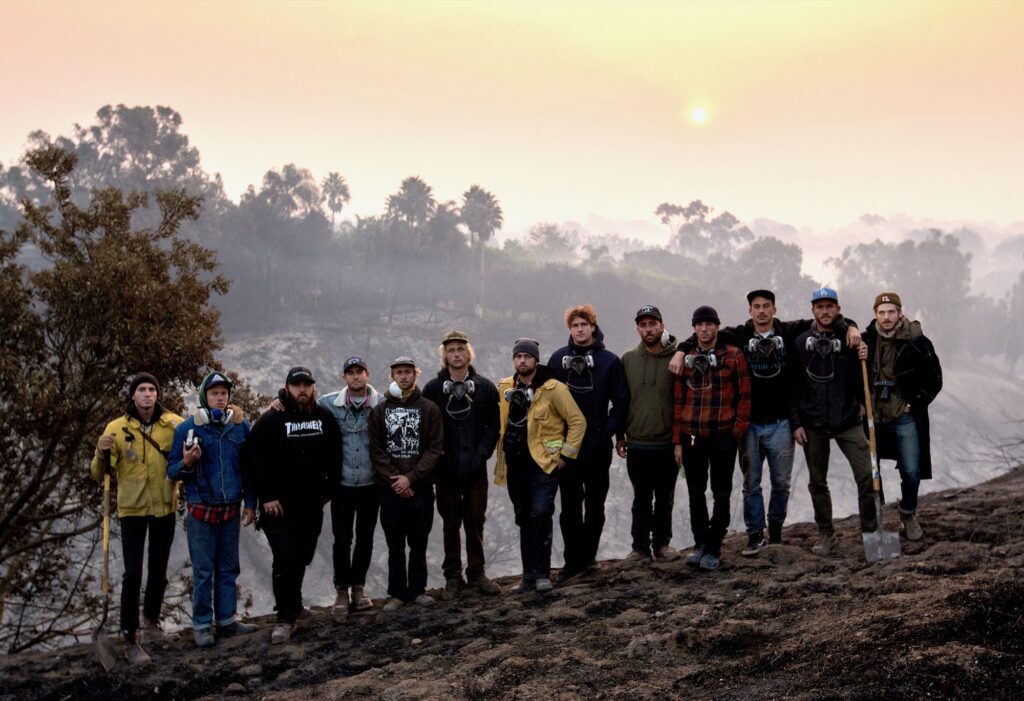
495, 339, 586, 593
91, 372, 183, 657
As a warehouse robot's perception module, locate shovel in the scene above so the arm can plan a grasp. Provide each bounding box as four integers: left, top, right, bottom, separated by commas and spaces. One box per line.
860, 359, 901, 563
92, 449, 118, 671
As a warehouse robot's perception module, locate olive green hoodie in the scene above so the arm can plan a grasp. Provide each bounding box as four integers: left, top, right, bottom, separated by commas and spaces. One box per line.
621, 334, 678, 447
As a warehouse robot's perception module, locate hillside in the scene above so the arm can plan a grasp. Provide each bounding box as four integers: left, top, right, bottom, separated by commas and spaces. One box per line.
3, 465, 1022, 701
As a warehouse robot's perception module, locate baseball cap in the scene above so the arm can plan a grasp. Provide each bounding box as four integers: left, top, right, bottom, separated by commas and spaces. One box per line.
811, 287, 839, 303
634, 305, 662, 323
286, 366, 316, 384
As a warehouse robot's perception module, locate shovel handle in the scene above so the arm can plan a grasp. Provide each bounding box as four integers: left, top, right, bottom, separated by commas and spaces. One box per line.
860, 359, 881, 492
101, 450, 111, 598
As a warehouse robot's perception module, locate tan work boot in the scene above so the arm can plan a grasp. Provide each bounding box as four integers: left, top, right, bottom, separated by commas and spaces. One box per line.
467, 575, 502, 595
900, 512, 923, 541
333, 587, 351, 610
350, 585, 373, 611
811, 533, 838, 556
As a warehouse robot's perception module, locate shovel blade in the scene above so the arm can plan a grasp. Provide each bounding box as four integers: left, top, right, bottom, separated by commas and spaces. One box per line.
92, 631, 118, 672
862, 529, 902, 563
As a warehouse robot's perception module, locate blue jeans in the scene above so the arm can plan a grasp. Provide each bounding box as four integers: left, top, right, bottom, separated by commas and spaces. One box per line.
186, 511, 241, 630
876, 413, 921, 514
740, 420, 795, 534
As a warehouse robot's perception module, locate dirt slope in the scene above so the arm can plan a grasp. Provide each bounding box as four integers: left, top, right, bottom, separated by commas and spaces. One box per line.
3, 466, 1022, 701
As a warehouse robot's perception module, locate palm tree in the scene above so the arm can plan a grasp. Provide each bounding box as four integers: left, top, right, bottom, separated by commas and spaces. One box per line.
461, 185, 503, 317
320, 172, 350, 228
385, 176, 436, 229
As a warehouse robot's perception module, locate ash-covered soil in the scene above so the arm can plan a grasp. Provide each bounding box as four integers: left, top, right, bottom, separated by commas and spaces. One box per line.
3, 466, 1023, 701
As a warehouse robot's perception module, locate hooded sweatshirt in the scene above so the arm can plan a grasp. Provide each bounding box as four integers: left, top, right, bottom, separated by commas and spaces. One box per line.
368, 385, 444, 489
620, 334, 678, 447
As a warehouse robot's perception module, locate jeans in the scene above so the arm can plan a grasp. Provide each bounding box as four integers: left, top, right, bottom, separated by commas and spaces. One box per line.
506, 455, 560, 580
186, 511, 241, 630
331, 485, 379, 588
875, 413, 921, 514
119, 513, 176, 634
740, 420, 795, 534
260, 505, 323, 623
682, 432, 737, 557
558, 443, 612, 571
625, 445, 678, 554
378, 486, 435, 602
802, 424, 877, 534
436, 477, 489, 581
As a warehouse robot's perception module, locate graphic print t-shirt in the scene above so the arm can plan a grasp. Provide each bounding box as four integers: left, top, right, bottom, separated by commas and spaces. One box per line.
384, 406, 421, 459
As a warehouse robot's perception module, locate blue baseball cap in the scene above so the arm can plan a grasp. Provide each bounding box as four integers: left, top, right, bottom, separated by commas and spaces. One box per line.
343, 356, 368, 372
811, 287, 839, 303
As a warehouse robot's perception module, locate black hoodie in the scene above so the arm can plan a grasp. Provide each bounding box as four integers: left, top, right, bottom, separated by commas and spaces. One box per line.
422, 366, 500, 485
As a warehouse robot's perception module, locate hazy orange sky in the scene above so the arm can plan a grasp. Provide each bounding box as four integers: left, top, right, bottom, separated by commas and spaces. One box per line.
2, 0, 1022, 236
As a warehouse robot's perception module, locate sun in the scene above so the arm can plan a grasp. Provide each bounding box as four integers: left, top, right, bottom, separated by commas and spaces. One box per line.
691, 107, 709, 125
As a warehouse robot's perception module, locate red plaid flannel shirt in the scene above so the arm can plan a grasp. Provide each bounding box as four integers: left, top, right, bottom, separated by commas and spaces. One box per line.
187, 502, 240, 524
672, 342, 752, 442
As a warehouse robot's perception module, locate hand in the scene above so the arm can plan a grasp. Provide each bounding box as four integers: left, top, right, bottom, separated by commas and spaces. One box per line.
668, 351, 686, 376
673, 444, 683, 466
269, 398, 284, 412
793, 427, 807, 446
242, 508, 255, 527
857, 344, 868, 361
263, 500, 284, 517
615, 439, 627, 459
182, 442, 202, 467
391, 474, 412, 497
859, 404, 866, 419
96, 433, 115, 457
904, 403, 911, 414
846, 327, 862, 348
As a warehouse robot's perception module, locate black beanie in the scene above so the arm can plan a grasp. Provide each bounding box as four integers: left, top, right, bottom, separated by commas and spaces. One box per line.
128, 372, 160, 397
691, 305, 721, 326
512, 338, 541, 361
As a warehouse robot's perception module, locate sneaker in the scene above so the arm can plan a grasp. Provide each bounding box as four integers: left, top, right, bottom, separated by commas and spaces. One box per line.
584, 561, 601, 573
685, 544, 706, 567
350, 585, 373, 611
626, 550, 651, 562
467, 576, 502, 595
193, 628, 215, 648
333, 588, 351, 610
510, 579, 536, 594
535, 577, 553, 592
812, 533, 839, 556
653, 545, 680, 562
270, 623, 295, 645
382, 598, 405, 611
414, 594, 435, 606
768, 521, 783, 545
741, 532, 767, 557
901, 512, 923, 541
443, 578, 464, 601
218, 621, 257, 637
698, 553, 721, 571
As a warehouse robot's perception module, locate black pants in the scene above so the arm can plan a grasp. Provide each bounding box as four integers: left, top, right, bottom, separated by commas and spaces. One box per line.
119, 513, 176, 635
261, 505, 324, 623
682, 432, 738, 557
331, 485, 379, 588
626, 445, 679, 555
506, 455, 559, 580
558, 443, 612, 571
378, 485, 434, 602
436, 477, 488, 581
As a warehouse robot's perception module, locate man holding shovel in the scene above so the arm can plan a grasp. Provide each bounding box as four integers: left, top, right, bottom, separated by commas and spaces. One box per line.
859, 293, 943, 541
90, 373, 183, 664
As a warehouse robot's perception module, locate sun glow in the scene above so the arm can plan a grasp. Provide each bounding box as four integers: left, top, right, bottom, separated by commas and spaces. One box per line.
691, 107, 709, 125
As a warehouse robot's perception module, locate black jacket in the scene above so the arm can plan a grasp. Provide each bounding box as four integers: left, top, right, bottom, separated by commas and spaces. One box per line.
368, 386, 444, 489
861, 319, 942, 479
422, 366, 500, 485
790, 325, 863, 432
245, 392, 342, 511
547, 326, 629, 454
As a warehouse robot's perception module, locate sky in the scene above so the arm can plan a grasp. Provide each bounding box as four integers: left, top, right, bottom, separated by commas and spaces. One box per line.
2, 0, 1023, 239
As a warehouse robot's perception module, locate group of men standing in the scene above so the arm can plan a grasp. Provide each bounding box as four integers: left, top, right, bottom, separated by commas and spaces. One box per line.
91, 286, 941, 656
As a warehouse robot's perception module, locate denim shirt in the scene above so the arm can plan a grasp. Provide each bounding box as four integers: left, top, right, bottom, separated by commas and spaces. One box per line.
168, 416, 254, 508
319, 386, 383, 487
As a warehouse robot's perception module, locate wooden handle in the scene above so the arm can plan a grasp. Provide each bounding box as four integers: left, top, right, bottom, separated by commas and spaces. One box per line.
860, 358, 881, 492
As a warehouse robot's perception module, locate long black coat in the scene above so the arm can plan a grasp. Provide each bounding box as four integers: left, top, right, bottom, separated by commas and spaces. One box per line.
861, 319, 943, 480
422, 367, 500, 486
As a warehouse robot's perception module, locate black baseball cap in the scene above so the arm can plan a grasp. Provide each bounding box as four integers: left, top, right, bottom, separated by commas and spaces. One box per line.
343, 356, 368, 372
746, 289, 776, 305
286, 366, 316, 384
635, 305, 663, 323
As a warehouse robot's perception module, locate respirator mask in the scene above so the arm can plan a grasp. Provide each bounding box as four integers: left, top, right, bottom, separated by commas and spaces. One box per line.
562, 353, 595, 393
805, 333, 842, 383
442, 380, 475, 420
504, 386, 534, 427
746, 335, 786, 379
684, 351, 717, 391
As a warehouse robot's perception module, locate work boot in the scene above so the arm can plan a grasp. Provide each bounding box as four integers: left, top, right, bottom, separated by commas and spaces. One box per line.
510, 578, 536, 594
414, 594, 435, 606
443, 578, 464, 601
626, 549, 651, 563
193, 628, 215, 648
685, 544, 706, 567
333, 587, 351, 610
901, 512, 923, 541
768, 521, 783, 545
698, 553, 721, 571
741, 532, 767, 557
535, 578, 554, 593
270, 623, 296, 645
218, 620, 258, 637
350, 585, 373, 611
468, 575, 502, 595
584, 560, 601, 573
654, 545, 680, 562
141, 617, 178, 643
382, 598, 405, 611
812, 533, 838, 557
